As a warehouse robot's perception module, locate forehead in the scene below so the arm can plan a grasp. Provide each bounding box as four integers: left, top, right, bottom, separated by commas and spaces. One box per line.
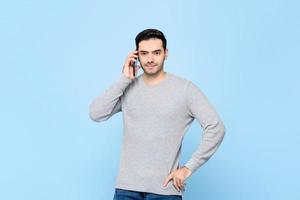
138, 38, 163, 51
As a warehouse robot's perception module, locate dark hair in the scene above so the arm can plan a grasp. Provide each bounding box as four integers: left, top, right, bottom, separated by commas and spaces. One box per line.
135, 29, 167, 50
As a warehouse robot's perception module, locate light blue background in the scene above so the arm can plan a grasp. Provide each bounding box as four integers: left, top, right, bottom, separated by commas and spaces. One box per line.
1, 0, 299, 199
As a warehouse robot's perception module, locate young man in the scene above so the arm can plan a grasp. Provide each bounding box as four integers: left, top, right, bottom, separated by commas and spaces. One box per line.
89, 29, 225, 200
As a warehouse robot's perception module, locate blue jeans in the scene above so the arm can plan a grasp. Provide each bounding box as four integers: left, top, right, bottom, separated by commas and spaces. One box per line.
113, 188, 183, 200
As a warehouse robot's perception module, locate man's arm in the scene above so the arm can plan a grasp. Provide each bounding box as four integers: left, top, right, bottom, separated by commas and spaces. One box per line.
163, 81, 225, 192
89, 73, 133, 122
183, 81, 226, 174
89, 50, 140, 122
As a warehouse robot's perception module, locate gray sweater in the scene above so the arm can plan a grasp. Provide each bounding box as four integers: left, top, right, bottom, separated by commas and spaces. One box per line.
89, 72, 225, 196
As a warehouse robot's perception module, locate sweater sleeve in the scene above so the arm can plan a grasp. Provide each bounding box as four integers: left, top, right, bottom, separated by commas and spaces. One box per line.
183, 81, 225, 174
89, 73, 133, 122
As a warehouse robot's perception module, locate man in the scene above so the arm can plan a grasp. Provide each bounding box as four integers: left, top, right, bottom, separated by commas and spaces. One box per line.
89, 29, 225, 200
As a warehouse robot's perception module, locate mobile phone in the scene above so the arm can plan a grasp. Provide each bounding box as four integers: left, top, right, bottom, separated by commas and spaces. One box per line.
132, 50, 140, 76
133, 59, 140, 77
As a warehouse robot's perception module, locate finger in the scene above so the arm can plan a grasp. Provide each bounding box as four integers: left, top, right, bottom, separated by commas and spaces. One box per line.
173, 179, 180, 192
129, 65, 134, 79
174, 177, 181, 191
177, 178, 184, 191
181, 184, 185, 192
128, 56, 138, 61
179, 181, 184, 191
163, 177, 172, 187
183, 182, 186, 191
129, 58, 136, 64
129, 51, 138, 57
163, 174, 173, 187
126, 58, 136, 68
129, 54, 138, 58
176, 179, 181, 190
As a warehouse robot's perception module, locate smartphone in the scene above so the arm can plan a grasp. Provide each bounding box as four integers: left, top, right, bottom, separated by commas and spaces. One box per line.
132, 50, 140, 77
133, 59, 140, 76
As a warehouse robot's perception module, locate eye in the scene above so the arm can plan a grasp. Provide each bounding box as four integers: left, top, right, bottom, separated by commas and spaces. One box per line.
140, 52, 147, 56
154, 51, 161, 55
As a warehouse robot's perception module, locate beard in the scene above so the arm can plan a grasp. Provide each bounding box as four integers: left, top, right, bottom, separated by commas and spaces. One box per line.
140, 62, 165, 76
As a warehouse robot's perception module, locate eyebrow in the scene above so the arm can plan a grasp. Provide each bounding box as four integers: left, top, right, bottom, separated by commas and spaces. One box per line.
139, 49, 162, 53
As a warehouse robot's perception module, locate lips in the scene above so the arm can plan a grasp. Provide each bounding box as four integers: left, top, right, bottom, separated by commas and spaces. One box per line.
146, 65, 156, 68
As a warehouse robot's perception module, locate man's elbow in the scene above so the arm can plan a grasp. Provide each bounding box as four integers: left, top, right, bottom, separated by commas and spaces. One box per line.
209, 119, 226, 140
89, 111, 109, 122
89, 110, 99, 122
218, 120, 226, 140
89, 105, 109, 122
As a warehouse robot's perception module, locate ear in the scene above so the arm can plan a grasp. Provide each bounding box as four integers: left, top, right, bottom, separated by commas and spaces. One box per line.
164, 48, 168, 60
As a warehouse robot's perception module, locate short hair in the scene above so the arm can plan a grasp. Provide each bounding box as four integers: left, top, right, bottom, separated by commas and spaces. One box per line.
135, 29, 167, 50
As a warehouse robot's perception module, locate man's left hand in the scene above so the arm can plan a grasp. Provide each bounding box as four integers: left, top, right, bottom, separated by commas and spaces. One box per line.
163, 166, 192, 192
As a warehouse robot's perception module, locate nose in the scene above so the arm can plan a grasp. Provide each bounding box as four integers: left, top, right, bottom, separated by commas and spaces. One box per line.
146, 54, 154, 63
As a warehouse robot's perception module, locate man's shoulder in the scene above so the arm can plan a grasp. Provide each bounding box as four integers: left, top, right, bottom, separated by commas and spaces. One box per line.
167, 72, 192, 86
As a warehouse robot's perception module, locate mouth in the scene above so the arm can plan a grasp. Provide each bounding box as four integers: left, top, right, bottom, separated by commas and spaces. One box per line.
146, 65, 156, 68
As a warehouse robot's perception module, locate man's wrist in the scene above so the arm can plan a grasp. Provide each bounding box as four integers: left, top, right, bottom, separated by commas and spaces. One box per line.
183, 166, 192, 173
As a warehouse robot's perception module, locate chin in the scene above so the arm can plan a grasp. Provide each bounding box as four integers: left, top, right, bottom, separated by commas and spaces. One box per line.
141, 66, 163, 75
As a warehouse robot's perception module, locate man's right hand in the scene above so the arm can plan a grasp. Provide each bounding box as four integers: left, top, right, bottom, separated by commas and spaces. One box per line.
122, 50, 140, 80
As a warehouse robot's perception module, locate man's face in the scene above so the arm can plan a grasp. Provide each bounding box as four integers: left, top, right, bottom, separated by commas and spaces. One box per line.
137, 38, 168, 76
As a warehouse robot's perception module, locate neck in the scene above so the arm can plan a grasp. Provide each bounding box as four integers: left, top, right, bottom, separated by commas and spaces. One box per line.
142, 70, 166, 85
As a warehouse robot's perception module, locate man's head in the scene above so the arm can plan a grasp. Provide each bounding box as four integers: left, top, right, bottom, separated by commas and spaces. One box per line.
135, 29, 168, 76
135, 29, 167, 51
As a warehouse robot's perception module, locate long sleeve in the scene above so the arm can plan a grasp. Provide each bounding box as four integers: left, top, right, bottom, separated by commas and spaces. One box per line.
183, 81, 226, 174
89, 73, 133, 122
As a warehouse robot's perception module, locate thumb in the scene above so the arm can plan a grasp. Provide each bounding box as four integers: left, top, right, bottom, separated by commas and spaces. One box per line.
163, 173, 173, 187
